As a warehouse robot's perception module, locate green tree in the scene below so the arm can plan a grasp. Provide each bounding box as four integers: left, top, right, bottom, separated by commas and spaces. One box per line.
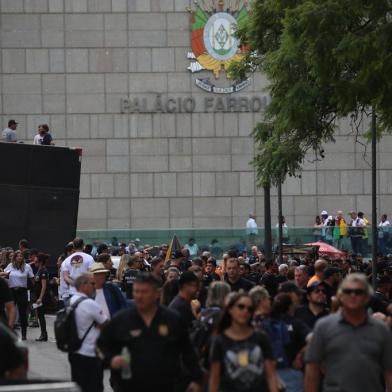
232, 0, 392, 185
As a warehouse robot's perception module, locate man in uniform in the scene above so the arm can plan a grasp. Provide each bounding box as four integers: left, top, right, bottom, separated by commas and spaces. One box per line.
97, 273, 202, 392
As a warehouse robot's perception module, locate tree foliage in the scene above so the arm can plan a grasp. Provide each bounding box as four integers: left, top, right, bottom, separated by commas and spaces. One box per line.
232, 0, 392, 185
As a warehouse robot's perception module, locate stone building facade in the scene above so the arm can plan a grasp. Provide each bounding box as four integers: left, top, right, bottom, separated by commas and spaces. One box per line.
0, 0, 390, 231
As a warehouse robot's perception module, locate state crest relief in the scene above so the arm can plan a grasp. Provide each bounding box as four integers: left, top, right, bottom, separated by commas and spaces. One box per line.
187, 0, 251, 94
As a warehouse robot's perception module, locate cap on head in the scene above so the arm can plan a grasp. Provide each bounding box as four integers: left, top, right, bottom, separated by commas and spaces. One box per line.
307, 281, 325, 293
8, 119, 18, 127
279, 282, 304, 294
320, 210, 328, 216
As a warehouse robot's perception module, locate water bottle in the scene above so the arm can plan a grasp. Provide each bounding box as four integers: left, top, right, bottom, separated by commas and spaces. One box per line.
121, 346, 132, 380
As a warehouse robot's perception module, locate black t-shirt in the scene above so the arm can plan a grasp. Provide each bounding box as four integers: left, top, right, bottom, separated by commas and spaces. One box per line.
259, 272, 279, 297
202, 272, 220, 287
210, 331, 274, 392
33, 267, 49, 302
277, 275, 288, 284
122, 268, 139, 299
294, 305, 329, 330
169, 295, 195, 329
0, 278, 12, 324
225, 276, 255, 292
107, 267, 117, 282
369, 292, 389, 314
42, 133, 52, 145
323, 282, 336, 307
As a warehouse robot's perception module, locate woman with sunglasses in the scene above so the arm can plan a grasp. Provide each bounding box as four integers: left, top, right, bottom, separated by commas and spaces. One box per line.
209, 292, 279, 392
0, 251, 34, 340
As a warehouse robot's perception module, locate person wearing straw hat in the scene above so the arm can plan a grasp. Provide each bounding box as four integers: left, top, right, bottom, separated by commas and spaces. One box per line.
90, 262, 127, 320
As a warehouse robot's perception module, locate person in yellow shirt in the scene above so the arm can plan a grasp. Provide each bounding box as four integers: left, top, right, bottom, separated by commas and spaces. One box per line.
332, 210, 348, 250
307, 259, 329, 287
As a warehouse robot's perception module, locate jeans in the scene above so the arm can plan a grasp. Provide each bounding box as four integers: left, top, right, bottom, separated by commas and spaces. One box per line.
68, 353, 103, 392
351, 236, 362, 255
379, 233, 389, 256
277, 368, 304, 392
36, 303, 47, 336
11, 287, 28, 337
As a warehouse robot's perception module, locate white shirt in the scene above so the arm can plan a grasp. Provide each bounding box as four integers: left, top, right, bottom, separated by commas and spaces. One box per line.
4, 263, 34, 288
70, 292, 108, 357
33, 134, 43, 145
379, 220, 390, 234
184, 243, 199, 257
352, 218, 365, 227
62, 252, 94, 294
2, 127, 17, 142
95, 288, 111, 319
58, 261, 70, 300
246, 218, 258, 235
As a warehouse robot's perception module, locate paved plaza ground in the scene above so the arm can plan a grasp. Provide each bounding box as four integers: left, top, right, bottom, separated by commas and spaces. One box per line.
26, 316, 111, 391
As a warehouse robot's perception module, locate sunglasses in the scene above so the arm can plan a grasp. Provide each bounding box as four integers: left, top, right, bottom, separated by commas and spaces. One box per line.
313, 288, 326, 294
342, 288, 366, 296
235, 303, 254, 313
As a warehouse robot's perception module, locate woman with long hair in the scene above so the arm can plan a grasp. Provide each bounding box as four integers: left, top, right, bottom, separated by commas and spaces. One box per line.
192, 281, 231, 370
209, 292, 279, 392
0, 251, 34, 340
33, 253, 50, 342
115, 254, 129, 282
160, 279, 179, 306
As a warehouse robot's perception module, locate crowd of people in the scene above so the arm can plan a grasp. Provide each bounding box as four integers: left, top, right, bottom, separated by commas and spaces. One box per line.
312, 210, 390, 256
247, 210, 391, 256
1, 236, 392, 392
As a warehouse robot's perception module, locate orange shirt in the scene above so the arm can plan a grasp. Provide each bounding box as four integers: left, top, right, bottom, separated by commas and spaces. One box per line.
307, 275, 321, 287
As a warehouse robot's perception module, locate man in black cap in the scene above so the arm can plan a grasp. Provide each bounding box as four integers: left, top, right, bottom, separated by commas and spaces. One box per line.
2, 120, 18, 142
169, 271, 200, 329
295, 282, 329, 330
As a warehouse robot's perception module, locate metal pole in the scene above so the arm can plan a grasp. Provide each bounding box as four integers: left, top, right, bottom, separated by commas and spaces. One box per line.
278, 181, 283, 264
264, 184, 272, 261
371, 108, 378, 289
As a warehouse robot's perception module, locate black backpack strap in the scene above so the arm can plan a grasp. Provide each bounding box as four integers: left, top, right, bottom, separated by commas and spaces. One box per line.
80, 321, 95, 344
70, 296, 88, 311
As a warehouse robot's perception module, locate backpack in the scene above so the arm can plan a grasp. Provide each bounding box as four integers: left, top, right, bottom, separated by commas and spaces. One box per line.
54, 297, 95, 353
190, 307, 221, 359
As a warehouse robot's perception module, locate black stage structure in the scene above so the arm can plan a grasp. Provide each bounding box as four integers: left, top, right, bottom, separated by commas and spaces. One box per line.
0, 142, 81, 269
